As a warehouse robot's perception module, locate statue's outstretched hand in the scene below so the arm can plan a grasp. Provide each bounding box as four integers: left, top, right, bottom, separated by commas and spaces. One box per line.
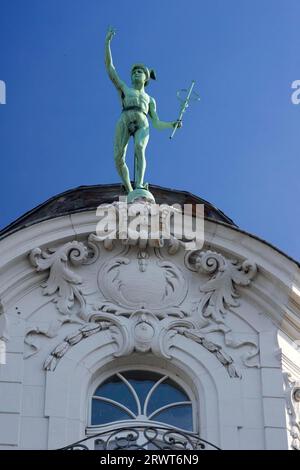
106, 26, 116, 42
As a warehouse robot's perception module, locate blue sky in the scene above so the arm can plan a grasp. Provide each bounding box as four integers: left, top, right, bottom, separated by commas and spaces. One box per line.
0, 0, 299, 260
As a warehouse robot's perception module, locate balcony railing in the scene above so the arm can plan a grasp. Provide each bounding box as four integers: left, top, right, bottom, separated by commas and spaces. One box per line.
59, 423, 220, 450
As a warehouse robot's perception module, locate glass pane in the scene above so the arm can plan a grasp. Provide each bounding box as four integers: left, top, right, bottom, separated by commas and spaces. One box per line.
122, 371, 161, 411
152, 405, 193, 431
93, 375, 137, 414
91, 399, 132, 425
147, 378, 189, 415
91, 371, 194, 432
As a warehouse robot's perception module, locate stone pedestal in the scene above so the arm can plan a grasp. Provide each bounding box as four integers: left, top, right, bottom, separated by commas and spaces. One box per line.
127, 188, 155, 204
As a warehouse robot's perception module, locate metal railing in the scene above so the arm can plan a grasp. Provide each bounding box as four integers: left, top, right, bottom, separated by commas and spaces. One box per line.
59, 424, 220, 450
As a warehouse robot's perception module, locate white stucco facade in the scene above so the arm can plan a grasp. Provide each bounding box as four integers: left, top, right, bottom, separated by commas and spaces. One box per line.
0, 195, 299, 450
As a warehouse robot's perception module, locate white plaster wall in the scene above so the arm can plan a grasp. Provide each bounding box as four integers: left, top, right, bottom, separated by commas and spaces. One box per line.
0, 210, 299, 450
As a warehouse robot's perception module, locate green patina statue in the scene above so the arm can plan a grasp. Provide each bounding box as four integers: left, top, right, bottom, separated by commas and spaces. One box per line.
105, 27, 181, 201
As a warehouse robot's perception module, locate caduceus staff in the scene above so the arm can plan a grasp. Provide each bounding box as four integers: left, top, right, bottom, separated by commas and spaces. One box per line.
170, 80, 200, 139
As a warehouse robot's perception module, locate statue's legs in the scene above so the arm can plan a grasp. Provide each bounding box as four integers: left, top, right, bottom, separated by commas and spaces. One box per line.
134, 126, 149, 189
114, 118, 132, 193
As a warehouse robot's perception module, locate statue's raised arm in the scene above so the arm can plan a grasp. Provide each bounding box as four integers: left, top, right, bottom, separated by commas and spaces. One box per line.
105, 27, 126, 95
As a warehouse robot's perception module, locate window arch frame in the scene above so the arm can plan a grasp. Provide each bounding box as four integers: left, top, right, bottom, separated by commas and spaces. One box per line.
87, 363, 199, 434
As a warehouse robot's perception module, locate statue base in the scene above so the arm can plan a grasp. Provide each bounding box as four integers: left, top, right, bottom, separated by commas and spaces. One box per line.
127, 188, 155, 204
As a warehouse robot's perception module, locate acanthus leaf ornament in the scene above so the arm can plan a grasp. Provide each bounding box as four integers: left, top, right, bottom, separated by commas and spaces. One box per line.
186, 250, 257, 322
29, 241, 89, 319
185, 250, 260, 368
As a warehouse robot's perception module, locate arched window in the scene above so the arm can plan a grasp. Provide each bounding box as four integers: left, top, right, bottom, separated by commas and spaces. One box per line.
60, 368, 219, 450
90, 370, 193, 432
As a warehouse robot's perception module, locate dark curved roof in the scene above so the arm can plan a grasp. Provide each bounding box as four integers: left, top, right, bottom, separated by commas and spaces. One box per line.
0, 183, 236, 240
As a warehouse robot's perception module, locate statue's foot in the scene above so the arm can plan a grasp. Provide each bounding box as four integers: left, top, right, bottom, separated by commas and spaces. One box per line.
135, 182, 149, 191
121, 183, 133, 193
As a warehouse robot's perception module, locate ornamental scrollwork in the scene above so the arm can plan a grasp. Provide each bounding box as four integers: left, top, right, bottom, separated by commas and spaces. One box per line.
44, 309, 241, 378
28, 233, 260, 374
185, 250, 259, 368
29, 241, 90, 319
185, 250, 257, 322
283, 372, 300, 450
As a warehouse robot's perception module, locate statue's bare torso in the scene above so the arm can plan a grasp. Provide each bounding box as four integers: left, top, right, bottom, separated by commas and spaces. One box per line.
122, 86, 151, 114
